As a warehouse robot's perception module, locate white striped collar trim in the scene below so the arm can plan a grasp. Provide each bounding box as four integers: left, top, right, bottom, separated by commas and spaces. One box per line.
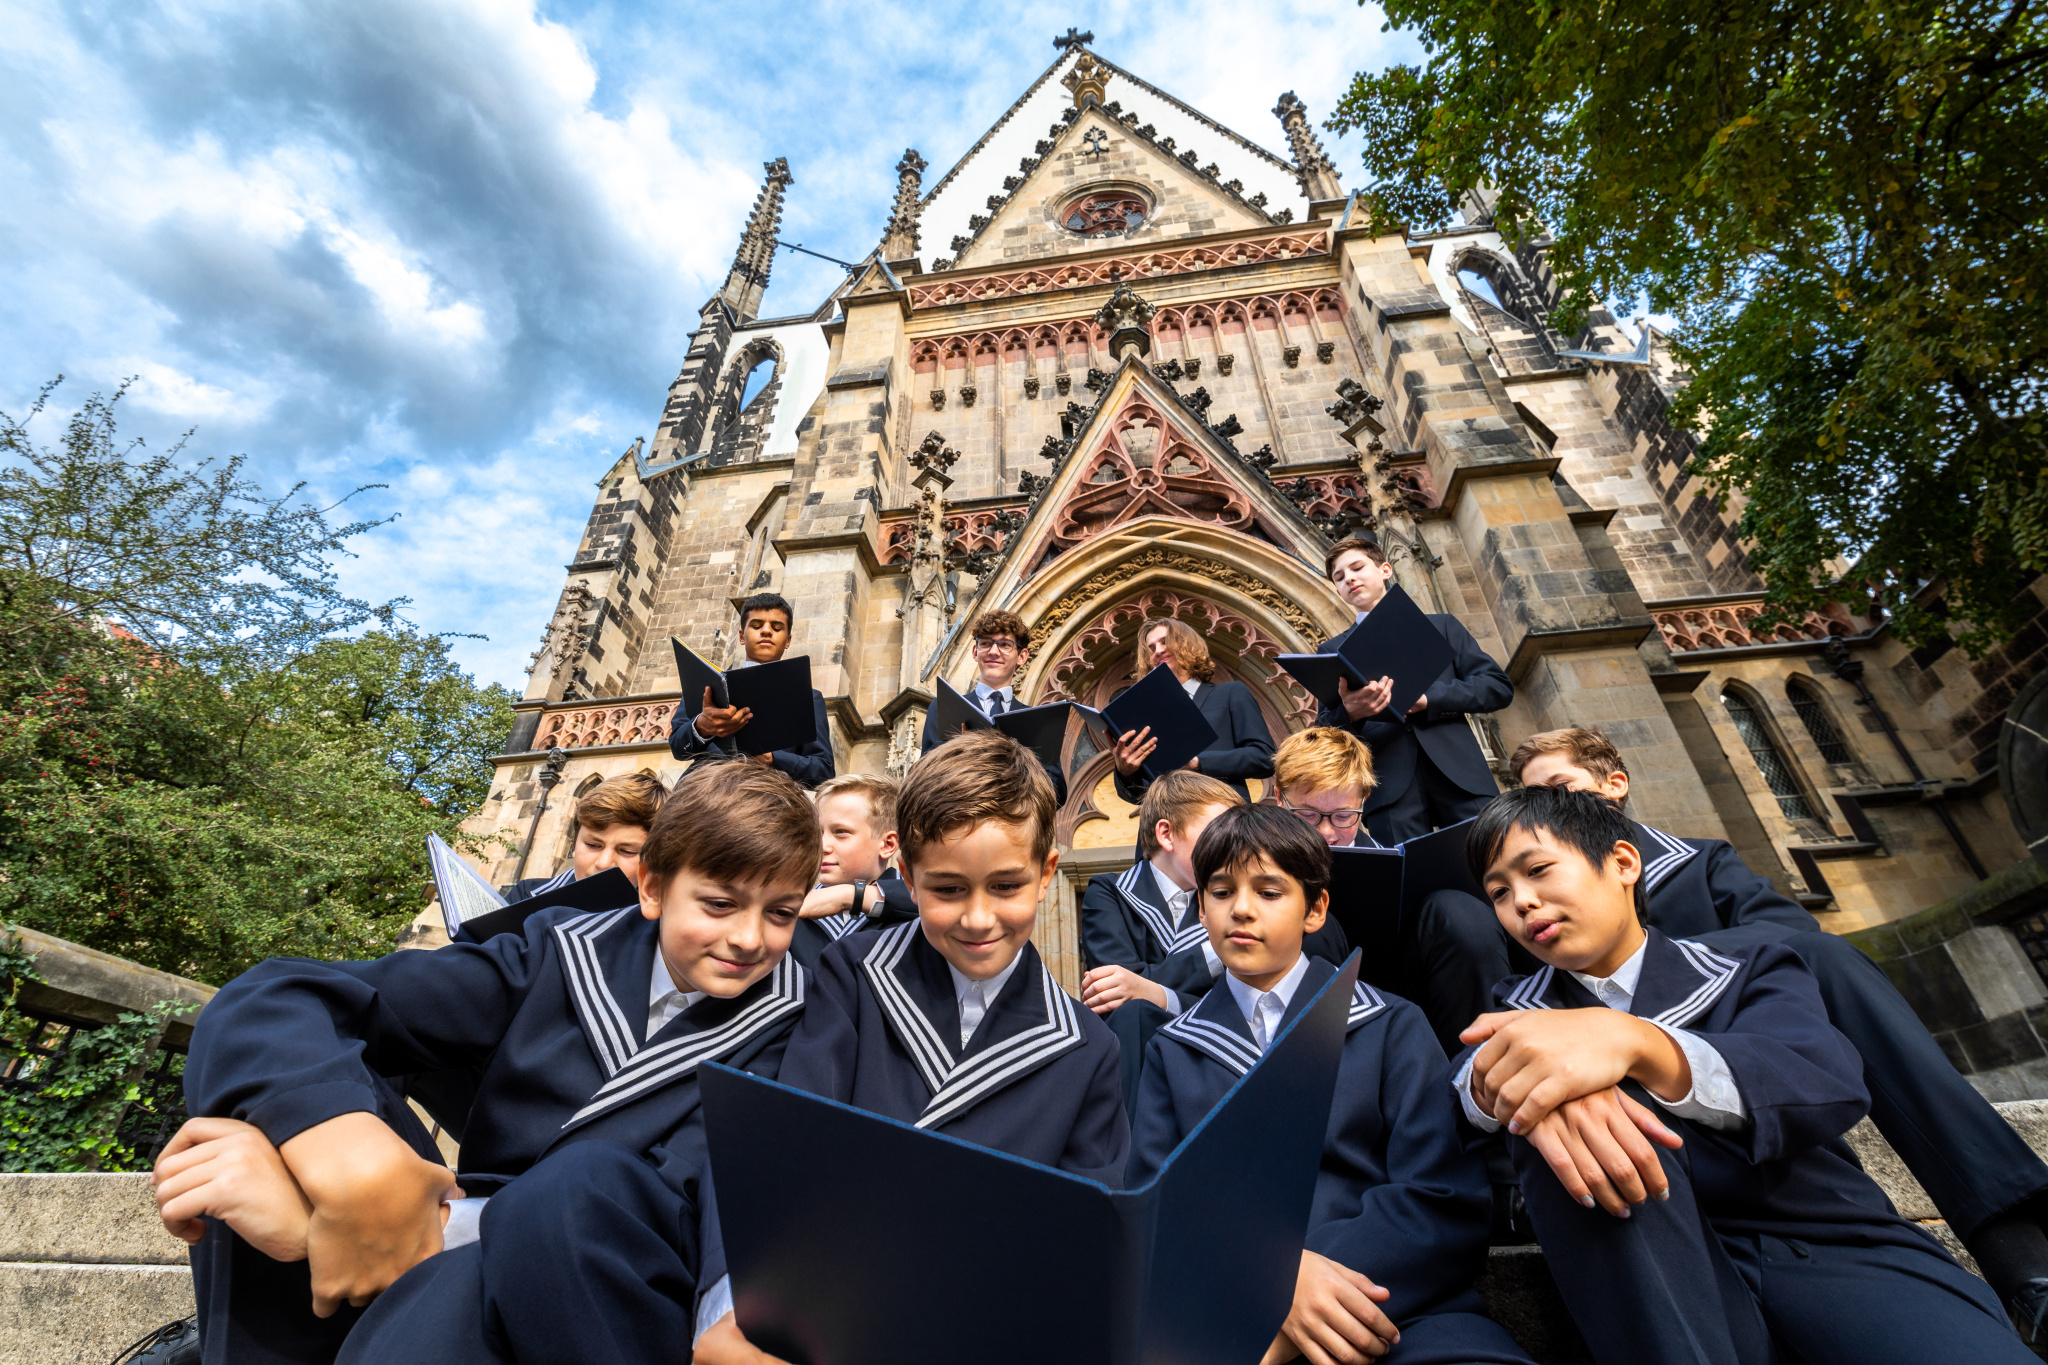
1114, 862, 1207, 955
1160, 976, 1390, 1077
1346, 981, 1389, 1030
817, 911, 864, 941
860, 923, 1086, 1130
556, 908, 645, 1077
527, 867, 576, 898
1501, 965, 1557, 1012
1650, 938, 1743, 1030
1635, 825, 1701, 895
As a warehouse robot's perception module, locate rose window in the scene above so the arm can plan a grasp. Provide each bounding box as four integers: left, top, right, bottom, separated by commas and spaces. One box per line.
1061, 192, 1148, 236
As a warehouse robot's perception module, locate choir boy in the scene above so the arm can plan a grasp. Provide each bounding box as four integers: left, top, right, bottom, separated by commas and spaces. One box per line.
919, 608, 1068, 802
1513, 726, 2048, 1337
1111, 618, 1275, 805
1313, 538, 1511, 845
1457, 786, 2034, 1365
788, 773, 918, 971
1129, 804, 1534, 1365
507, 770, 666, 901
670, 592, 835, 789
694, 729, 1128, 1365
156, 761, 820, 1365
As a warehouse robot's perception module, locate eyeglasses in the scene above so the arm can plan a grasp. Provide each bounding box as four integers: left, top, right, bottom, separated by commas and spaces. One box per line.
972, 638, 1019, 654
1283, 803, 1363, 831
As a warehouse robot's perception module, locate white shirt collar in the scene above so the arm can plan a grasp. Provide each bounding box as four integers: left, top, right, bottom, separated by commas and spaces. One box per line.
648, 951, 707, 1041
946, 949, 1027, 1049
971, 681, 1015, 710
1353, 607, 1371, 623
1224, 952, 1312, 1052
1568, 936, 1649, 1011
1181, 677, 1201, 697
1147, 856, 1193, 914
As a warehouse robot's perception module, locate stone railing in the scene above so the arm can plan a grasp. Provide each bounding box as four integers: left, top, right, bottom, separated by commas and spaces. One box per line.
531, 698, 676, 753
1650, 598, 1871, 653
909, 229, 1330, 309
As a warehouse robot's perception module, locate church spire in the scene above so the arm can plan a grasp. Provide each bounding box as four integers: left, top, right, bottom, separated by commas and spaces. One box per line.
1272, 93, 1342, 201
720, 157, 794, 321
881, 149, 927, 260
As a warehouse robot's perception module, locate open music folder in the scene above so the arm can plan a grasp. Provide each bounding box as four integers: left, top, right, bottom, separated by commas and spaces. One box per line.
1101, 663, 1220, 780
1321, 820, 1487, 992
426, 833, 639, 942
931, 678, 1080, 772
1275, 583, 1455, 715
700, 956, 1361, 1365
672, 637, 818, 756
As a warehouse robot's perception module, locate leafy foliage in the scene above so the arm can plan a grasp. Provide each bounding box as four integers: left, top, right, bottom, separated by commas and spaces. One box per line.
1333, 0, 2048, 652
0, 383, 514, 983
0, 928, 177, 1173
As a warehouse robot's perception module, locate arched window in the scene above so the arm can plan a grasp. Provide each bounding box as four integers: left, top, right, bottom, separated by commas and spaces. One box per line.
738, 355, 775, 408
1722, 691, 1815, 821
1787, 679, 1853, 765
1456, 269, 1502, 306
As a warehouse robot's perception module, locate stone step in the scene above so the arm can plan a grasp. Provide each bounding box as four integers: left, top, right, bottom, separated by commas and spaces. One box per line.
10, 1102, 2048, 1364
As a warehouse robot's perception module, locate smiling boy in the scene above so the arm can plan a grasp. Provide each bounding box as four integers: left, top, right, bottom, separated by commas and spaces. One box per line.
160, 761, 819, 1365
1456, 786, 2033, 1365
694, 729, 1128, 1365
1129, 805, 1532, 1365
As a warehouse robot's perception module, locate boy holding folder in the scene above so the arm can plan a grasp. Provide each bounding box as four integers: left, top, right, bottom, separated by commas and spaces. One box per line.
671, 592, 835, 789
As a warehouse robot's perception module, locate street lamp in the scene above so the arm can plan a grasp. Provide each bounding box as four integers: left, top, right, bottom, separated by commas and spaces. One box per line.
510, 746, 570, 884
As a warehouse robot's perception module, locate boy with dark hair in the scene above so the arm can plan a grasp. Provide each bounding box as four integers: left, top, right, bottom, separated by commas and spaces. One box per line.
1457, 786, 2033, 1365
156, 761, 820, 1365
920, 607, 1067, 803
1131, 804, 1533, 1365
508, 769, 667, 901
695, 729, 1127, 1365
1314, 538, 1511, 845
1513, 726, 2048, 1333
671, 592, 835, 789
788, 772, 918, 970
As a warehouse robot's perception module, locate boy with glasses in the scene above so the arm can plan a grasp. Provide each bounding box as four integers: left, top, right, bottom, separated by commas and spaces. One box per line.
921, 609, 1067, 802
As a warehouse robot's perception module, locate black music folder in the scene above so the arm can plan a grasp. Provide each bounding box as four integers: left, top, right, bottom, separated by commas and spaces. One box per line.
427, 834, 640, 942
1273, 651, 1371, 712
701, 957, 1360, 1365
1324, 845, 1406, 960
1101, 664, 1219, 780
932, 680, 1079, 772
930, 678, 994, 740
1398, 817, 1486, 930
673, 638, 731, 714
1333, 584, 1456, 715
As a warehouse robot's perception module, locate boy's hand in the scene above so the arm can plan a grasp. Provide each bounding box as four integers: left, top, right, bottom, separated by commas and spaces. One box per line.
799, 883, 861, 919
1522, 1087, 1685, 1217
696, 692, 753, 739
277, 1112, 461, 1317
1078, 964, 1171, 1016
1112, 726, 1158, 777
694, 1313, 795, 1365
1463, 1007, 1690, 1135
1263, 1250, 1398, 1364
1336, 676, 1394, 720
152, 1117, 312, 1261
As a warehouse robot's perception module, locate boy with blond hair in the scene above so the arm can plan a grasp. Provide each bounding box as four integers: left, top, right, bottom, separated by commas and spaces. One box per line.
1457, 786, 2031, 1364
789, 772, 919, 970
1514, 725, 2048, 1334
695, 729, 1127, 1365
159, 761, 820, 1365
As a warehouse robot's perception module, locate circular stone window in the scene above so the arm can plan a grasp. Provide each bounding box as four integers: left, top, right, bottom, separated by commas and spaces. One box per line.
1060, 190, 1149, 236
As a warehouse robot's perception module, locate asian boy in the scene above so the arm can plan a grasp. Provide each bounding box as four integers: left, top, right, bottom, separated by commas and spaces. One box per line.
1457, 785, 2033, 1365
670, 592, 836, 789
788, 772, 919, 970
694, 728, 1128, 1365
157, 760, 820, 1365
1129, 804, 1533, 1365
507, 770, 666, 901
1512, 725, 2048, 1335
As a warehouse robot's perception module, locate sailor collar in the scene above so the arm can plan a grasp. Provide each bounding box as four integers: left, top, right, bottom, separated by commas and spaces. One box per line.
1113, 860, 1207, 955
1158, 957, 1387, 1077
1499, 928, 1741, 1030
1633, 823, 1703, 896
860, 922, 1086, 1131
554, 908, 806, 1132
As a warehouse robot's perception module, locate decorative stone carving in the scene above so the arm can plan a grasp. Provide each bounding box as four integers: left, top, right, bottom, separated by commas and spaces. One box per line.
1024, 374, 1041, 398
1094, 280, 1156, 360
1154, 358, 1183, 382
1316, 341, 1336, 363
930, 389, 946, 410
1185, 358, 1201, 378
1283, 345, 1302, 368
1032, 546, 1324, 653
1061, 50, 1110, 108
1084, 367, 1112, 393
1655, 603, 1862, 653
1273, 92, 1343, 200
959, 384, 977, 408
881, 149, 926, 259
1325, 378, 1385, 427
1043, 399, 1256, 550
907, 230, 1330, 308
1218, 354, 1236, 375
534, 699, 675, 752
1038, 588, 1319, 723
1056, 373, 1073, 395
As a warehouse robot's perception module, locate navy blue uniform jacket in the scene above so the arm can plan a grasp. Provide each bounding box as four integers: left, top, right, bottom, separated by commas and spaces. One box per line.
1114, 678, 1275, 806
1469, 931, 1934, 1250
1314, 614, 1510, 813
669, 687, 835, 790
920, 700, 1070, 805
788, 868, 916, 973
185, 905, 806, 1206
1130, 959, 1492, 1324
1632, 823, 1820, 946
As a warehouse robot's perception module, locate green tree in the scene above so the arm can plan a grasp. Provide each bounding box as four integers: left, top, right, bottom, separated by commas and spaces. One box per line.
0, 382, 513, 982
1333, 0, 2048, 652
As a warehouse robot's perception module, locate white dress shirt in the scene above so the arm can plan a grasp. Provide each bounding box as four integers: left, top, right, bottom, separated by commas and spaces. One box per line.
1181, 677, 1201, 698
971, 682, 1016, 716
1453, 939, 1747, 1132
949, 950, 1026, 1049
647, 953, 706, 1041
1148, 859, 1200, 1013
1224, 953, 1312, 1053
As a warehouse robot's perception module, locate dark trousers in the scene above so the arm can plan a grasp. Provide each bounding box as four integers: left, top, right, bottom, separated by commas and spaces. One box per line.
1372, 1310, 1537, 1365
340, 1141, 703, 1365
1710, 927, 2048, 1241
1365, 750, 1492, 847
1513, 1100, 2032, 1365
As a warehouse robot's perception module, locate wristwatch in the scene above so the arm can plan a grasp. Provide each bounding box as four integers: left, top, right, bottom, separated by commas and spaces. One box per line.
852, 880, 870, 918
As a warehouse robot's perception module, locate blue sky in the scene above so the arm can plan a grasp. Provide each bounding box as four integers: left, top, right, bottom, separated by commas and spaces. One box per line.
1, 1, 1424, 689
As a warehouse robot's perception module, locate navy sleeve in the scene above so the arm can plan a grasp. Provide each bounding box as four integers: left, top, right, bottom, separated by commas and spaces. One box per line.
1308, 1003, 1492, 1320
1421, 617, 1512, 718
1143, 945, 1218, 999
669, 702, 716, 760
1081, 875, 1145, 972
1702, 843, 1820, 940
871, 874, 918, 929
1706, 943, 1871, 1166
1125, 1036, 1186, 1187
1059, 1034, 1133, 1188
773, 941, 865, 1103
184, 927, 547, 1149
1195, 683, 1276, 781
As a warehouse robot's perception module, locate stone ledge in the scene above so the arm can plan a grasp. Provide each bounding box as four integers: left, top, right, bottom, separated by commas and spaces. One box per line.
0, 1263, 194, 1365
0, 1174, 188, 1266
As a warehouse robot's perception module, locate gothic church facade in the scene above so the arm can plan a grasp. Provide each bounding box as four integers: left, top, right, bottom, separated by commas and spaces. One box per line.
464, 40, 2045, 1025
